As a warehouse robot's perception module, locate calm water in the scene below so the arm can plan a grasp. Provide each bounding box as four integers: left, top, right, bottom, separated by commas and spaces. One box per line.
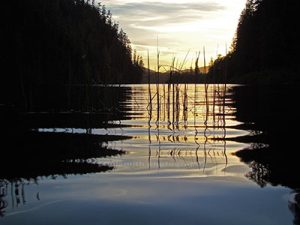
0, 84, 297, 224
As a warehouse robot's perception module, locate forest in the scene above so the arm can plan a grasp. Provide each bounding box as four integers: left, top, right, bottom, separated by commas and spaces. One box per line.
0, 0, 143, 112
208, 0, 300, 84
1, 0, 299, 111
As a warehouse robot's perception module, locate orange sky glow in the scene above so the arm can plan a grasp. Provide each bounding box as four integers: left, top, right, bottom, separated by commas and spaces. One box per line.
101, 0, 246, 70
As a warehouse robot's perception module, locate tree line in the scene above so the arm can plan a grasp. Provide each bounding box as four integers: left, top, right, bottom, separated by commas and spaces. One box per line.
0, 0, 143, 112
208, 0, 299, 84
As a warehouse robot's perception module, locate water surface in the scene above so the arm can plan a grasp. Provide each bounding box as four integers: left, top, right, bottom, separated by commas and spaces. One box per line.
0, 84, 296, 224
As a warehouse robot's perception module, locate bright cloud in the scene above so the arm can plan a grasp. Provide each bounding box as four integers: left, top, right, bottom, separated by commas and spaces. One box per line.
101, 0, 246, 69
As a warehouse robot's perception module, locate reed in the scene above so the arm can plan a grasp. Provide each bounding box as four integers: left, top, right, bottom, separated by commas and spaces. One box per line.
195, 51, 201, 77
156, 39, 160, 125
203, 46, 209, 125
147, 50, 153, 123
222, 44, 228, 166
167, 57, 176, 127
143, 47, 231, 171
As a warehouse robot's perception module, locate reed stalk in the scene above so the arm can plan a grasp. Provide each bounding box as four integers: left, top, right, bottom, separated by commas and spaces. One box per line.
223, 44, 228, 166
203, 46, 209, 125
156, 38, 160, 124
147, 50, 152, 119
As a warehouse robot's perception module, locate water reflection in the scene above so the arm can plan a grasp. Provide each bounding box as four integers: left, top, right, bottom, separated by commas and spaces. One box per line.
231, 85, 300, 224
289, 191, 300, 225
0, 132, 128, 180
0, 132, 127, 216
92, 84, 249, 176
2, 84, 296, 223
0, 86, 134, 216
0, 180, 27, 217
0, 180, 8, 217
0, 84, 251, 214
232, 86, 300, 186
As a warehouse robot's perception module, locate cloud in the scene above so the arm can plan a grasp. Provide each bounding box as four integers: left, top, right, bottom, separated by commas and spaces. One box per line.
100, 0, 244, 67
103, 1, 224, 29
109, 1, 223, 14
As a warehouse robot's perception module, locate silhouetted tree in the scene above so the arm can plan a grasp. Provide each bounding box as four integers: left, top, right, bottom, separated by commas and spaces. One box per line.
208, 0, 299, 83
0, 0, 142, 112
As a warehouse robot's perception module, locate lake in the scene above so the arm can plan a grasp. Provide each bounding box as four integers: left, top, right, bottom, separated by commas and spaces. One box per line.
0, 84, 298, 225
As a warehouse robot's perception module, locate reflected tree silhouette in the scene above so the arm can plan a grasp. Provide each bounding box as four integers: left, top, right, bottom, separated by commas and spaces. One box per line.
232, 85, 300, 225
0, 180, 8, 217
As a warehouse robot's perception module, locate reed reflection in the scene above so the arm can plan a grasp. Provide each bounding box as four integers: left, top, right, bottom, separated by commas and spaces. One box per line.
144, 84, 231, 172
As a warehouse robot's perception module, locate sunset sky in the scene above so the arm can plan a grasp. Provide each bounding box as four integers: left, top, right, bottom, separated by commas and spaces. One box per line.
101, 0, 246, 70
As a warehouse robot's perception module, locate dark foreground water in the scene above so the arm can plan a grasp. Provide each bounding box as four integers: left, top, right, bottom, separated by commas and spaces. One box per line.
0, 84, 299, 225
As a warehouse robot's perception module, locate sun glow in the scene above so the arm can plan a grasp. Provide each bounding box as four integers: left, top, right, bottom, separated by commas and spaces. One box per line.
101, 0, 246, 70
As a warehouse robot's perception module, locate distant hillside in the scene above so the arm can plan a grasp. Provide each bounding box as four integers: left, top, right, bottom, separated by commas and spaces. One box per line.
140, 67, 208, 84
